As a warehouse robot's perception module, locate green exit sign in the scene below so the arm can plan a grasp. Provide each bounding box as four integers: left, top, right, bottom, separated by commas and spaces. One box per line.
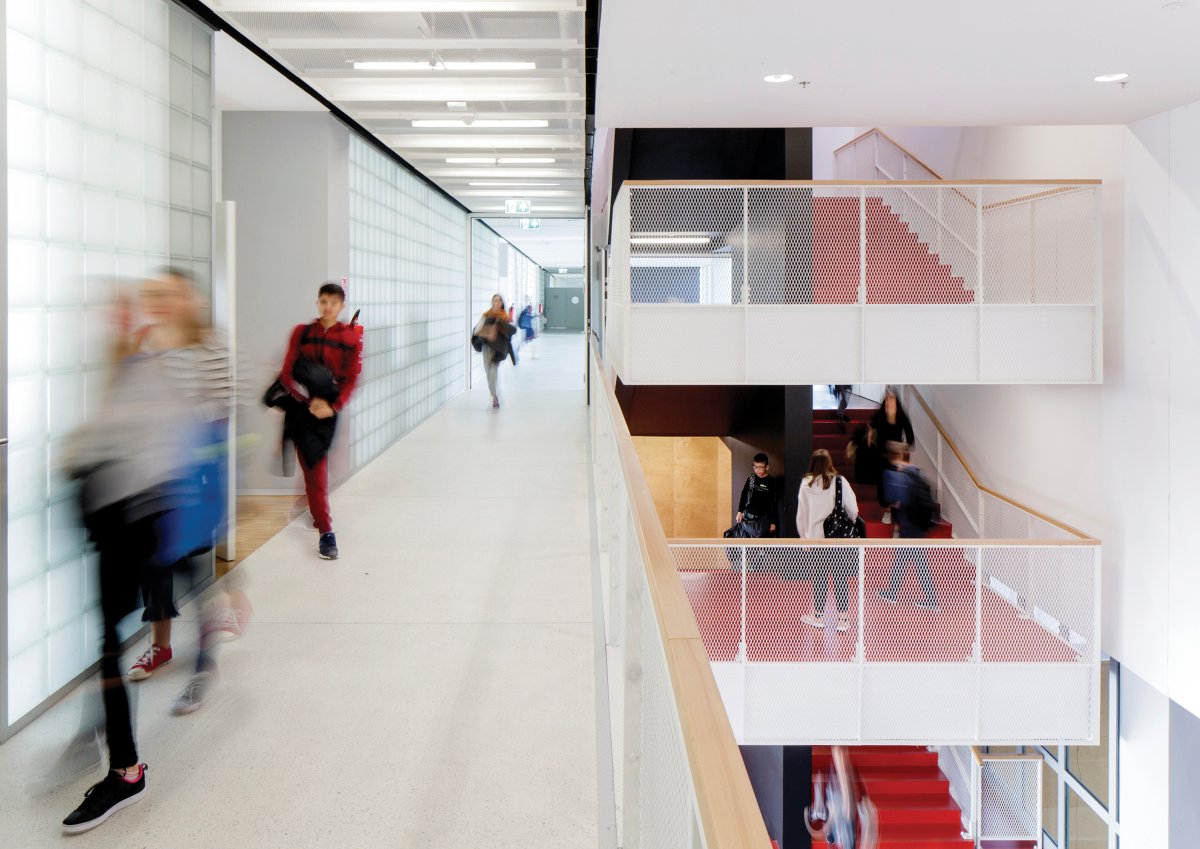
505, 198, 531, 214
520, 218, 541, 229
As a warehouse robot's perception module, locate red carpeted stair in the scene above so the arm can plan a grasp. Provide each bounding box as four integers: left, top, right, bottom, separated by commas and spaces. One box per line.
812, 409, 953, 539
811, 746, 973, 849
811, 197, 973, 305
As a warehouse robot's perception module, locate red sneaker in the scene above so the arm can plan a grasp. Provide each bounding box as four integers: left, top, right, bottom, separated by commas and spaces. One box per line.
127, 645, 172, 681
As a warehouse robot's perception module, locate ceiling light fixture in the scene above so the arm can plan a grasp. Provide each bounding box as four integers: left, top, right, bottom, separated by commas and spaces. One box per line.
763, 73, 793, 83
631, 236, 712, 245
447, 101, 468, 111
353, 61, 536, 71
498, 157, 556, 164
632, 231, 710, 238
412, 119, 549, 128
446, 157, 495, 164
469, 182, 560, 187
558, 268, 569, 273
1094, 73, 1129, 83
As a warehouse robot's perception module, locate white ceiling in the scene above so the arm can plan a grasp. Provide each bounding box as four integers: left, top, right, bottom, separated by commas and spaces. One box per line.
215, 32, 328, 111
597, 0, 1200, 127
483, 217, 585, 269
207, 0, 585, 217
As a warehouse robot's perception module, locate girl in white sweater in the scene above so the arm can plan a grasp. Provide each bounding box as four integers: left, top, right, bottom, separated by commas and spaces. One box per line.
795, 450, 859, 631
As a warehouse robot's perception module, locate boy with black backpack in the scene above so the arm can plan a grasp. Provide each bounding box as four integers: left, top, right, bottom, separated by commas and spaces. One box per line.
879, 441, 938, 611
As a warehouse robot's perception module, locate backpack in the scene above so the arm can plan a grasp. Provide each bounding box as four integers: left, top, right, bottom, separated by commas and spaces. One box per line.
823, 477, 865, 539
902, 467, 936, 531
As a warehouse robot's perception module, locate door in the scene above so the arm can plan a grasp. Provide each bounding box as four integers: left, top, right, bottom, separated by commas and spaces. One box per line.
546, 288, 585, 331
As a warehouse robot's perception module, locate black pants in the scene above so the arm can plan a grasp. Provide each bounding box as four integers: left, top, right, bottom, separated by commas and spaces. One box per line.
885, 544, 936, 605
88, 504, 193, 769
813, 549, 855, 614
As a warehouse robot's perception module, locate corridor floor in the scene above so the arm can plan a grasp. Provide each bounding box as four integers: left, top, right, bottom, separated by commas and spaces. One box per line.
0, 333, 600, 848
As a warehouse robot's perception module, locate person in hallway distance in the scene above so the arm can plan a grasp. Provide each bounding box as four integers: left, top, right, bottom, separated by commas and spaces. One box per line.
472, 293, 517, 409
277, 282, 364, 560
879, 441, 938, 611
795, 449, 859, 632
736, 453, 781, 538
868, 387, 915, 524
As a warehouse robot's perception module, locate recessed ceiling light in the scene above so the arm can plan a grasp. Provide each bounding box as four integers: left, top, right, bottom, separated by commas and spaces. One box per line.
1094, 73, 1129, 83
763, 73, 794, 83
353, 61, 536, 71
498, 157, 556, 164
469, 182, 560, 187
446, 157, 495, 164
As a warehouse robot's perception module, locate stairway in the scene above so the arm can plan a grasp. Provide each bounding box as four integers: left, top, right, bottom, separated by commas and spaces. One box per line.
811, 746, 972, 849
810, 197, 973, 305
812, 409, 953, 539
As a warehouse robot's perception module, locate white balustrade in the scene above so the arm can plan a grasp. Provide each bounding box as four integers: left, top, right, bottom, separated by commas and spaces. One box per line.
937, 745, 1044, 846
607, 179, 1101, 385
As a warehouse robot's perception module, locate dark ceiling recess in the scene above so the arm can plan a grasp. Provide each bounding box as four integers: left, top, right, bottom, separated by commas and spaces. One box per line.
584, 0, 600, 206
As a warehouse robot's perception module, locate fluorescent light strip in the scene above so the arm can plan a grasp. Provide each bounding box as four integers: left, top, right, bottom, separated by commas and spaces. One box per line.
632, 231, 710, 238
412, 119, 549, 128
469, 182, 560, 187
498, 157, 556, 164
446, 157, 495, 164
630, 237, 712, 245
353, 61, 537, 71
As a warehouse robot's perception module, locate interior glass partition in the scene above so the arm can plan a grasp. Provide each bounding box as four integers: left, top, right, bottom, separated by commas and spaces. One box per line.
4, 0, 214, 734
346, 135, 466, 472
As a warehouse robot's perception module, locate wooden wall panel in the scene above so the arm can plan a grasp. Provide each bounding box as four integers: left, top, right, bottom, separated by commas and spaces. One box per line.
716, 439, 733, 532
633, 436, 676, 538
634, 436, 730, 538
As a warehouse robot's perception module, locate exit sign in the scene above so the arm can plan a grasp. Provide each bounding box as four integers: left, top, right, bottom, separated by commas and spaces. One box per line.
505, 198, 531, 214
520, 218, 541, 229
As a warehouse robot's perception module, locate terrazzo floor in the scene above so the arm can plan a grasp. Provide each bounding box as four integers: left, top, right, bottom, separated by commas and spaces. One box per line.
0, 333, 601, 849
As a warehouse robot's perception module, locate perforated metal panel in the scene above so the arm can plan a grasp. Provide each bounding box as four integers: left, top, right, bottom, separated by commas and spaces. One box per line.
979, 758, 1041, 840
607, 181, 1101, 384
673, 540, 1100, 745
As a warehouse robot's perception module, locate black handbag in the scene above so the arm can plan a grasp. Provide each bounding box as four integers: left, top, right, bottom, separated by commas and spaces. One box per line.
823, 477, 865, 539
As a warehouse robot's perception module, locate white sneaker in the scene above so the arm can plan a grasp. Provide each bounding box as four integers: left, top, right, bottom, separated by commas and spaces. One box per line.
800, 613, 824, 629
881, 512, 893, 524
171, 672, 214, 716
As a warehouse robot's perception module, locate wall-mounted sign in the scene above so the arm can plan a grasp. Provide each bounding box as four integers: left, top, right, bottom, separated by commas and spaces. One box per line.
505, 198, 531, 214
520, 218, 541, 229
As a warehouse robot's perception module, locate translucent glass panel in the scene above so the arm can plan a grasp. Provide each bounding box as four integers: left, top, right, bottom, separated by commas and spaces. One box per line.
346, 136, 466, 471
6, 0, 213, 725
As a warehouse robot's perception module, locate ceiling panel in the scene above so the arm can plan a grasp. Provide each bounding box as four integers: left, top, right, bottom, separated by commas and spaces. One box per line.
208, 0, 586, 216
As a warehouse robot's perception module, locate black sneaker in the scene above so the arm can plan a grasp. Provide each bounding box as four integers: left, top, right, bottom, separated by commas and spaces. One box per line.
319, 532, 338, 560
62, 767, 146, 834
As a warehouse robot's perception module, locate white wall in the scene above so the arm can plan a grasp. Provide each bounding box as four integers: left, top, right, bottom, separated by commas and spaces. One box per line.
882, 113, 1200, 844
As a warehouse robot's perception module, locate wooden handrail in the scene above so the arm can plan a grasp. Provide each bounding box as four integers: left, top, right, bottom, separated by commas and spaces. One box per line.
668, 537, 1097, 548
590, 340, 772, 849
908, 387, 1097, 542
834, 128, 947, 180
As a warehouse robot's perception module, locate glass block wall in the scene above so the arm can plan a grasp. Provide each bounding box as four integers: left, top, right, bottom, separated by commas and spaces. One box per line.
347, 136, 467, 471
5, 0, 213, 728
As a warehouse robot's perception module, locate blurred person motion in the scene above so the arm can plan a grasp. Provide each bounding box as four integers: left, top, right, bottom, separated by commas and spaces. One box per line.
471, 294, 517, 409
805, 746, 876, 849
879, 441, 939, 611
263, 283, 364, 561
795, 449, 863, 632
56, 268, 238, 832
867, 387, 915, 525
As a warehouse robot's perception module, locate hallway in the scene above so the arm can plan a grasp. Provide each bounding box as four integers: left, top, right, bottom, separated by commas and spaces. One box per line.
0, 334, 599, 848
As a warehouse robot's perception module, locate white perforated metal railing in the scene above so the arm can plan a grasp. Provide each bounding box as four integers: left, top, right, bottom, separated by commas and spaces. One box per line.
590, 341, 772, 849
672, 539, 1101, 746
936, 747, 1044, 845
903, 385, 1090, 544
607, 180, 1101, 384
